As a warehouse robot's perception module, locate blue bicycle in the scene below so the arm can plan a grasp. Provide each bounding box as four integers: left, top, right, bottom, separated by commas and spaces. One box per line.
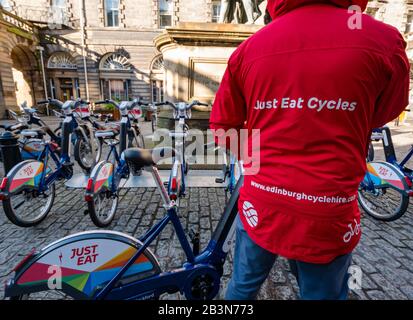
40, 99, 105, 172
0, 100, 90, 227
4, 147, 242, 300
84, 99, 146, 227
358, 126, 413, 221
0, 104, 60, 161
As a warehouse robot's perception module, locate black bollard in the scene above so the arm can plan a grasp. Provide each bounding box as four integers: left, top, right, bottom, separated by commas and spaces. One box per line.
0, 132, 22, 175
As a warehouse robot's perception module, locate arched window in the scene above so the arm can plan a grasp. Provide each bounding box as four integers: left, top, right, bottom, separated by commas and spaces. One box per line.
47, 52, 77, 69
150, 55, 165, 72
99, 53, 132, 71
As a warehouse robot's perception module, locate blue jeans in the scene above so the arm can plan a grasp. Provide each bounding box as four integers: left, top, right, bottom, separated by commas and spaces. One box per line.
225, 216, 352, 300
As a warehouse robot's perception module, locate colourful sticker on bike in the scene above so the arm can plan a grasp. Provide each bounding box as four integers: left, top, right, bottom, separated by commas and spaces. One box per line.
93, 163, 114, 193
8, 162, 44, 193
366, 162, 405, 190
16, 238, 155, 296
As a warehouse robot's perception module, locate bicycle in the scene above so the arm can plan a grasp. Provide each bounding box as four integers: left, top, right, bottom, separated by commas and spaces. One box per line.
204, 142, 243, 194
0, 100, 91, 227
4, 146, 241, 300
38, 99, 104, 172
84, 99, 146, 227
1, 105, 60, 162
358, 126, 413, 221
154, 100, 209, 200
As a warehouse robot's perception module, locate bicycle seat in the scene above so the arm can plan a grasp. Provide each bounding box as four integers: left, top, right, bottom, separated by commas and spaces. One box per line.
4, 123, 29, 132
21, 128, 46, 138
123, 147, 177, 169
95, 128, 119, 139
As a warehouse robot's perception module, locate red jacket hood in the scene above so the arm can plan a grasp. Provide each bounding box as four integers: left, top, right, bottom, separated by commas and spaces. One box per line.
266, 0, 368, 19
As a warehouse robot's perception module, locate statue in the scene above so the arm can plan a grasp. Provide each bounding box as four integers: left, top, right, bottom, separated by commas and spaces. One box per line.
219, 0, 265, 24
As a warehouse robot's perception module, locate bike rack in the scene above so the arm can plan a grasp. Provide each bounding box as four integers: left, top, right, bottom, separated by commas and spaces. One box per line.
123, 169, 229, 188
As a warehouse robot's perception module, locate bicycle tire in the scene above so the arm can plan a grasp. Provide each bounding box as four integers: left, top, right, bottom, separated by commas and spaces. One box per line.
368, 142, 375, 162
151, 114, 158, 133
88, 192, 119, 228
74, 136, 103, 172
2, 183, 56, 228
358, 186, 409, 222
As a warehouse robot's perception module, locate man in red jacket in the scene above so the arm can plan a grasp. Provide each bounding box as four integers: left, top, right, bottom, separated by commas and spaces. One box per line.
210, 0, 410, 300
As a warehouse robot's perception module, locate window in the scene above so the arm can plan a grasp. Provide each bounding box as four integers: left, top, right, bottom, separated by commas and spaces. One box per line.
407, 11, 413, 34
49, 78, 56, 99
100, 53, 131, 71
159, 0, 173, 28
152, 80, 164, 103
51, 0, 65, 8
74, 78, 81, 98
150, 55, 165, 103
48, 52, 77, 69
101, 79, 131, 101
105, 0, 120, 27
212, 0, 221, 23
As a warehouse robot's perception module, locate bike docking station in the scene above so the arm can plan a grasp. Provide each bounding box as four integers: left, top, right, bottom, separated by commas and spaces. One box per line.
124, 100, 240, 190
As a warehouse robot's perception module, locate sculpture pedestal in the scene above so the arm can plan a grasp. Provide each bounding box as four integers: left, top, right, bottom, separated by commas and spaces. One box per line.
154, 22, 262, 130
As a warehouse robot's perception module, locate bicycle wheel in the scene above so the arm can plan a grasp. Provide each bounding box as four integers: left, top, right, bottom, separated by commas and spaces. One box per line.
151, 114, 158, 133
74, 136, 102, 172
367, 142, 375, 162
3, 183, 56, 227
88, 191, 119, 228
358, 186, 409, 221
128, 131, 145, 149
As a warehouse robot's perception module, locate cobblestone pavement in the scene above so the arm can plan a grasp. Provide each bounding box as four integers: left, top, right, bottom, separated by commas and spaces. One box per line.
1, 117, 413, 300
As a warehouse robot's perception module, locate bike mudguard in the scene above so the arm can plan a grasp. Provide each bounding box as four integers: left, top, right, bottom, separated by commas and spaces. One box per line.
89, 161, 114, 194
3, 160, 45, 195
5, 231, 161, 299
364, 161, 409, 192
20, 139, 44, 160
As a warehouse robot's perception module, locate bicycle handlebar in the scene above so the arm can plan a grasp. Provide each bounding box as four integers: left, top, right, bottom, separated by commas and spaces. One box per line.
95, 99, 120, 109
95, 98, 148, 111
37, 99, 64, 108
155, 100, 209, 110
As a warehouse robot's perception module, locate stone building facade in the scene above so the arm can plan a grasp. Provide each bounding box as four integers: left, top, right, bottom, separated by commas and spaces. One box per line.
0, 0, 413, 116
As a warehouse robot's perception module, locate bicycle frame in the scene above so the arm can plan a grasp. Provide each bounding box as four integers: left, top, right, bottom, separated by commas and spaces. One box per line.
105, 142, 129, 193
85, 108, 142, 198
35, 143, 71, 193
372, 127, 413, 181
169, 117, 188, 197
93, 166, 242, 300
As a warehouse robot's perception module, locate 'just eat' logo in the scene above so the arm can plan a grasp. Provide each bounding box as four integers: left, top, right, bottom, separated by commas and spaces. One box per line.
70, 245, 99, 266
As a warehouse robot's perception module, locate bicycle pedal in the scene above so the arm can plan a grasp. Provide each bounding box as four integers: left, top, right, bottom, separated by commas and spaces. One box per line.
188, 229, 199, 241
188, 229, 200, 256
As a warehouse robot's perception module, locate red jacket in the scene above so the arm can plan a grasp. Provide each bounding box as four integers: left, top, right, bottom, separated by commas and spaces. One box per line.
210, 0, 410, 263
